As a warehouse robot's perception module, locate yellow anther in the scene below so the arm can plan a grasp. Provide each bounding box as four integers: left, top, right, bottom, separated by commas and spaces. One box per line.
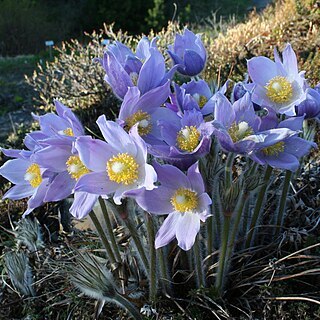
171, 188, 198, 213
66, 156, 90, 180
176, 126, 200, 152
262, 141, 285, 156
265, 76, 293, 103
107, 153, 139, 185
198, 95, 208, 108
24, 163, 42, 188
228, 121, 253, 142
63, 128, 74, 136
125, 110, 152, 136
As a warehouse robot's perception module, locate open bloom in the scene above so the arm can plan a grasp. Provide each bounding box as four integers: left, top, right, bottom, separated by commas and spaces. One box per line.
249, 114, 317, 171
168, 28, 206, 77
74, 116, 157, 204
130, 161, 211, 251
248, 44, 307, 116
0, 148, 52, 217
151, 109, 213, 169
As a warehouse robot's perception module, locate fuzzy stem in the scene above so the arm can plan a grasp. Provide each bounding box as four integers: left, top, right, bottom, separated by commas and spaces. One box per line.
193, 234, 205, 288
215, 215, 231, 293
124, 216, 149, 273
226, 191, 248, 261
114, 293, 143, 320
206, 216, 214, 261
158, 247, 171, 294
145, 213, 157, 302
225, 153, 235, 190
89, 211, 116, 264
99, 197, 122, 262
275, 170, 292, 236
245, 165, 273, 248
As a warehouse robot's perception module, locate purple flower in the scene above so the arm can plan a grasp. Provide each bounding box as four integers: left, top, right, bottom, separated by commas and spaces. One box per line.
0, 148, 52, 217
247, 44, 307, 116
98, 38, 176, 99
248, 116, 316, 171
295, 87, 320, 119
74, 116, 157, 204
152, 109, 213, 169
130, 161, 211, 251
168, 28, 206, 77
117, 83, 175, 145
212, 93, 261, 154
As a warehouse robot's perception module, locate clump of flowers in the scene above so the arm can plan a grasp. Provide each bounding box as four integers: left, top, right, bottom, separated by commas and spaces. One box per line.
1, 28, 318, 317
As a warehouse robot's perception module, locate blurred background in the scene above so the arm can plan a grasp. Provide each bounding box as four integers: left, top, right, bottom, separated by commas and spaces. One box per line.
0, 0, 256, 56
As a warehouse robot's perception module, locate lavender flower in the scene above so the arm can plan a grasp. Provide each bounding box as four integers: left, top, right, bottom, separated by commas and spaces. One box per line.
98, 38, 176, 99
0, 148, 52, 217
130, 162, 211, 251
295, 87, 320, 119
168, 28, 206, 77
74, 116, 157, 204
248, 116, 316, 171
248, 44, 307, 116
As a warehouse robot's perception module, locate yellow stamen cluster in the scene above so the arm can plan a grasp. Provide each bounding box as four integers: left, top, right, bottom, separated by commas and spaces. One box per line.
107, 153, 139, 185
171, 188, 198, 213
66, 156, 90, 180
262, 141, 285, 156
63, 128, 74, 136
198, 95, 208, 108
176, 126, 200, 152
125, 110, 152, 136
24, 163, 42, 188
265, 76, 293, 104
228, 121, 253, 142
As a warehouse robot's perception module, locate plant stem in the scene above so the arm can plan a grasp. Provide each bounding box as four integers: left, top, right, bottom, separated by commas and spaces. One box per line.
226, 191, 248, 261
158, 247, 171, 294
193, 234, 205, 288
89, 211, 116, 264
115, 293, 143, 320
206, 216, 214, 261
98, 197, 122, 262
275, 170, 292, 236
145, 213, 157, 302
245, 165, 273, 248
225, 153, 235, 190
215, 215, 231, 293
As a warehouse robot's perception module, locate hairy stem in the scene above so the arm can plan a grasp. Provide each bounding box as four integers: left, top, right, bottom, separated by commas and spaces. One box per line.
215, 215, 231, 293
145, 213, 157, 302
89, 211, 116, 264
245, 165, 273, 248
99, 197, 122, 262
275, 170, 292, 236
114, 293, 143, 320
225, 153, 235, 190
193, 234, 205, 288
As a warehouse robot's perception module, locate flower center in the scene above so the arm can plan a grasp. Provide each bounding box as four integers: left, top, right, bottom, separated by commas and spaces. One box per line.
261, 141, 285, 156
171, 188, 198, 213
107, 153, 139, 185
194, 94, 208, 108
60, 127, 74, 136
24, 163, 42, 188
176, 126, 200, 152
125, 110, 152, 136
66, 155, 90, 180
228, 121, 253, 142
265, 76, 293, 103
130, 72, 139, 86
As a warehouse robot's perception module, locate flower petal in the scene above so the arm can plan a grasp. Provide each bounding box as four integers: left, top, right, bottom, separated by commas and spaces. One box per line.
0, 158, 31, 184
44, 171, 74, 202
70, 192, 98, 219
155, 212, 180, 249
3, 184, 34, 200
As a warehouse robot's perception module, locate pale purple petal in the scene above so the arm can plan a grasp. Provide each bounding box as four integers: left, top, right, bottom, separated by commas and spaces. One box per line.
247, 56, 278, 86
75, 172, 118, 195
284, 136, 316, 158
175, 212, 201, 251
26, 180, 50, 212
70, 192, 98, 219
155, 212, 180, 249
3, 184, 34, 200
0, 158, 31, 184
44, 171, 74, 202
118, 86, 141, 120
282, 44, 299, 77
214, 93, 235, 128
75, 136, 116, 172
187, 162, 205, 194
266, 152, 300, 172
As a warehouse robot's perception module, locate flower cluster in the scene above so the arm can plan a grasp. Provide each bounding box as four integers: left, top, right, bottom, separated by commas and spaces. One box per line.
1, 29, 318, 252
